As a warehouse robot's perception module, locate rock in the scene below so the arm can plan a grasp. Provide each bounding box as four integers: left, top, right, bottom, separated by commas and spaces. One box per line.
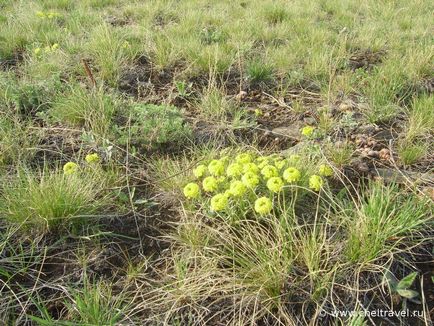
357, 124, 378, 135
271, 122, 303, 140
280, 142, 306, 156
379, 148, 390, 161
375, 168, 434, 185
338, 100, 355, 112
235, 91, 247, 101
303, 117, 316, 125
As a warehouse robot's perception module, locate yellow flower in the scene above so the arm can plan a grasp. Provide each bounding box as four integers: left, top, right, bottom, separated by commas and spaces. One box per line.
183, 183, 200, 199
122, 41, 131, 49
261, 165, 278, 179
34, 48, 41, 55
309, 175, 323, 192
229, 180, 247, 197
283, 167, 301, 183
257, 160, 269, 169
63, 162, 78, 175
47, 12, 58, 19
275, 159, 286, 170
193, 164, 207, 178
36, 11, 46, 18
85, 153, 100, 164
236, 153, 252, 164
254, 108, 262, 116
242, 172, 259, 188
301, 126, 315, 137
243, 162, 259, 174
254, 197, 272, 215
267, 177, 284, 193
208, 159, 225, 176
210, 193, 228, 212
319, 164, 333, 177
226, 163, 243, 178
51, 43, 59, 51
203, 176, 218, 192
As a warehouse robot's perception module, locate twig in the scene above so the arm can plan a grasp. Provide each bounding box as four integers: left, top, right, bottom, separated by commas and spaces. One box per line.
81, 59, 96, 88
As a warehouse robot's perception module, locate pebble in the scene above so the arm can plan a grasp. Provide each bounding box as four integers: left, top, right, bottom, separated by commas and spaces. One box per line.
236, 91, 247, 101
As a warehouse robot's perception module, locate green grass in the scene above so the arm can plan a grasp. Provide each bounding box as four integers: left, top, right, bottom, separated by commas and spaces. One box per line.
0, 166, 112, 233
49, 85, 119, 138
0, 113, 41, 167
345, 182, 432, 263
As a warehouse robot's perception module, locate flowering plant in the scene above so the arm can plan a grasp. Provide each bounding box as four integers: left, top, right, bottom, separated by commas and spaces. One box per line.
182, 151, 335, 219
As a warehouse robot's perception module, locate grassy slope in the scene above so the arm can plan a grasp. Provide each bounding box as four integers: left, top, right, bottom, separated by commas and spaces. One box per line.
0, 0, 433, 325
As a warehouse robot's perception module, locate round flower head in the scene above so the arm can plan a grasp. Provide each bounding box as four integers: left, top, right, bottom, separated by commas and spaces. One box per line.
183, 183, 200, 199
242, 172, 259, 188
257, 159, 269, 169
47, 12, 58, 19
236, 153, 252, 164
51, 43, 59, 51
34, 48, 41, 55
267, 177, 284, 193
319, 164, 333, 177
254, 197, 272, 215
229, 180, 247, 197
85, 153, 100, 164
63, 162, 78, 175
226, 163, 243, 178
275, 159, 286, 170
208, 159, 225, 176
203, 176, 218, 192
193, 164, 207, 178
283, 167, 301, 183
243, 162, 259, 174
309, 175, 323, 192
210, 193, 228, 212
301, 126, 315, 137
261, 165, 278, 179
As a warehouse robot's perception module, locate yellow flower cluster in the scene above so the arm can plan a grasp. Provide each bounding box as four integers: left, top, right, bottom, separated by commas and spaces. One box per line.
182, 152, 336, 219
183, 152, 335, 218
36, 11, 60, 19
63, 153, 101, 175
63, 162, 78, 175
301, 125, 315, 137
34, 44, 59, 56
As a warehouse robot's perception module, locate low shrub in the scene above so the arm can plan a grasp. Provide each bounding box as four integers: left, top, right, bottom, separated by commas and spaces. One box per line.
118, 103, 191, 150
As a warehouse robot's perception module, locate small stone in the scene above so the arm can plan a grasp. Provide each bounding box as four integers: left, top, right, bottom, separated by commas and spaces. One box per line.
303, 117, 316, 125
367, 150, 379, 158
338, 100, 355, 112
379, 148, 390, 160
351, 158, 370, 173
235, 91, 247, 101
357, 125, 377, 135
271, 127, 300, 140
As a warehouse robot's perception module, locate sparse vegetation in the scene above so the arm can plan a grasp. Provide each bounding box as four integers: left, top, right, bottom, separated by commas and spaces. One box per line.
0, 0, 432, 325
